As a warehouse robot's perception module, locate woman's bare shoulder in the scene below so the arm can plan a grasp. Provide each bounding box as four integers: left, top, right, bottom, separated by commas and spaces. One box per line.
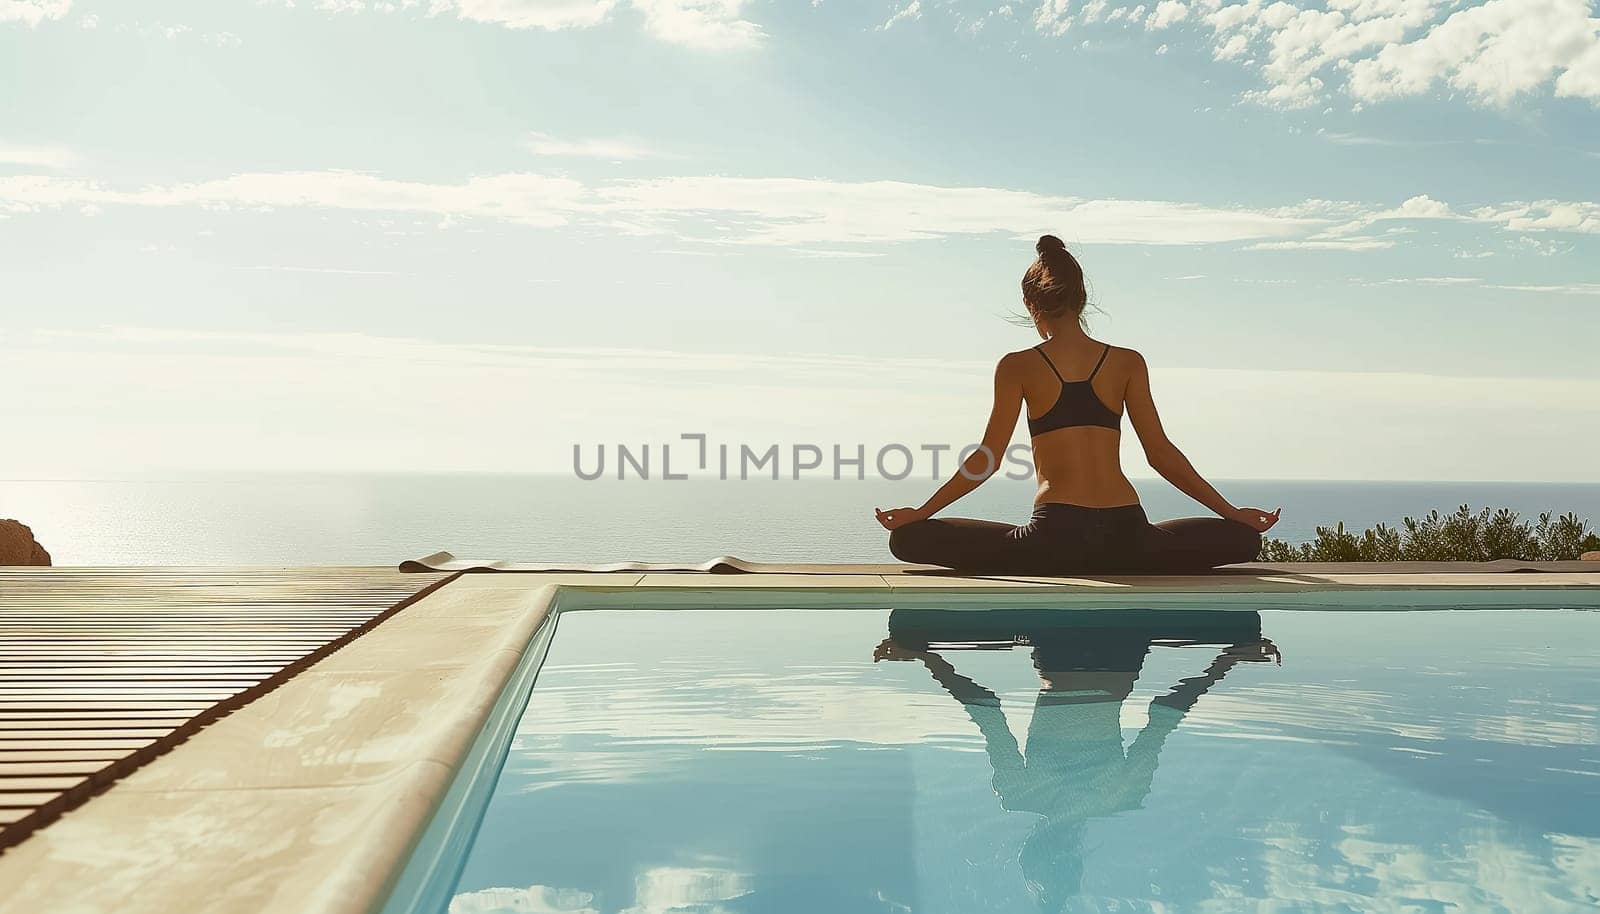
1102, 343, 1147, 371
997, 347, 1042, 369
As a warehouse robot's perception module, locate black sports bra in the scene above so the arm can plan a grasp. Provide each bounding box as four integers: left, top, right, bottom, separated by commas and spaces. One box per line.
1027, 343, 1121, 437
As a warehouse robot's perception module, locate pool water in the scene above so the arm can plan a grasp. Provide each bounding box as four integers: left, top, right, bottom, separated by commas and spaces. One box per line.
421, 603, 1600, 914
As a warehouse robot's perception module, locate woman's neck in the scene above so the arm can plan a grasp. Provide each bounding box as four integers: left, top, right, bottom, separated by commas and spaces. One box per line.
1040, 319, 1088, 342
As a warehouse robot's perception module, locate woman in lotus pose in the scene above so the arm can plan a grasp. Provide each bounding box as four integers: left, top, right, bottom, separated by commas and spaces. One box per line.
874, 235, 1279, 573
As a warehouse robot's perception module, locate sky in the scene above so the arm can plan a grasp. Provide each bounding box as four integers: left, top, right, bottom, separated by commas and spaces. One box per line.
1, 0, 1597, 481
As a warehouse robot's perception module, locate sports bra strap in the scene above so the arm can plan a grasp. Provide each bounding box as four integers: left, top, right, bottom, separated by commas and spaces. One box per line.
1034, 345, 1065, 382
1086, 344, 1111, 381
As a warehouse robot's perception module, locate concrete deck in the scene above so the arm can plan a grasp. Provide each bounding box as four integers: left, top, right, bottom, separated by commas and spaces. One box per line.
0, 565, 1596, 914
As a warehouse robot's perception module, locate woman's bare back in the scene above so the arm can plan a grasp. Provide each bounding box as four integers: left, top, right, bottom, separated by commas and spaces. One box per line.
1018, 338, 1140, 509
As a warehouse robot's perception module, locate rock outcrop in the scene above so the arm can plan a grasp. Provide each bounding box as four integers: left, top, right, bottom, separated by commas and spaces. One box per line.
0, 519, 51, 566
1584, 551, 1600, 562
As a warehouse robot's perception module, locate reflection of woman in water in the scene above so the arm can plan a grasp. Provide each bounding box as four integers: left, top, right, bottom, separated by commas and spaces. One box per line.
875, 609, 1280, 911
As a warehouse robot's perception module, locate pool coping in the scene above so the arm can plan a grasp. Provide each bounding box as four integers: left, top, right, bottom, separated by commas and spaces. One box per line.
2, 568, 1599, 913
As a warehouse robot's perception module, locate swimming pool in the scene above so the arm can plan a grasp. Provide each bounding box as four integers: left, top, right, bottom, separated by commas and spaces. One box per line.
382, 590, 1600, 914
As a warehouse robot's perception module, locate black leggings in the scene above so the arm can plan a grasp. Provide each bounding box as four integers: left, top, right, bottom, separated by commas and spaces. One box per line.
888, 503, 1260, 574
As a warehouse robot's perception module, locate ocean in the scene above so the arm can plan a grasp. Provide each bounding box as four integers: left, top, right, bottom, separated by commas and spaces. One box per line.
3, 475, 1598, 566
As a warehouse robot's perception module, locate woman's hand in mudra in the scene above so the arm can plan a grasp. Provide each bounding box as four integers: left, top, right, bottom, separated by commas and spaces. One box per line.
1231, 506, 1282, 532
875, 506, 928, 531
873, 637, 923, 662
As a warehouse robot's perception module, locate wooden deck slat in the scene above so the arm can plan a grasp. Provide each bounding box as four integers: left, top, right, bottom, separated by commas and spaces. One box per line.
0, 709, 214, 720
0, 699, 257, 707
0, 793, 60, 807
0, 730, 175, 740
1, 628, 369, 634
2, 750, 145, 763
0, 670, 282, 678
0, 740, 158, 752
0, 761, 115, 776
0, 566, 448, 851
0, 681, 272, 690
1, 638, 356, 644
0, 701, 239, 710
0, 681, 266, 690
0, 778, 83, 792
0, 649, 323, 656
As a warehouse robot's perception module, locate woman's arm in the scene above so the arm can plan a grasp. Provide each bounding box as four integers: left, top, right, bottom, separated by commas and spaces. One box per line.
1125, 640, 1278, 783
876, 354, 1024, 530
1124, 351, 1280, 532
873, 639, 1023, 770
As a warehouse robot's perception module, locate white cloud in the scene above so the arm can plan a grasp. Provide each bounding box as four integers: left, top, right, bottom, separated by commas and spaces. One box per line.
0, 169, 1332, 245
1510, 235, 1576, 255
623, 867, 752, 914
525, 132, 659, 159
449, 0, 619, 30
1346, 0, 1600, 106
1318, 192, 1457, 235
0, 171, 588, 226
1214, 30, 1250, 59
308, 0, 762, 48
630, 0, 764, 50
1034, 0, 1074, 36
1559, 33, 1600, 98
1245, 193, 1458, 248
1147, 0, 1190, 29
1472, 200, 1600, 234
1247, 236, 1398, 250
0, 140, 80, 169
1227, 0, 1442, 109
879, 0, 922, 30
0, 0, 69, 26
2, 168, 1595, 250
592, 175, 1334, 245
1025, 0, 1600, 109
448, 884, 598, 914
1315, 129, 1450, 146
1490, 281, 1600, 295
1363, 276, 1600, 294
1370, 275, 1482, 285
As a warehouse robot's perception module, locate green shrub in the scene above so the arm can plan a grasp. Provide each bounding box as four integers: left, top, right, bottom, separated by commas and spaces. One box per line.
1258, 505, 1600, 563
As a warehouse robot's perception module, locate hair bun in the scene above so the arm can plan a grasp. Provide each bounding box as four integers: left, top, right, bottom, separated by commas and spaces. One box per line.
1036, 234, 1066, 256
